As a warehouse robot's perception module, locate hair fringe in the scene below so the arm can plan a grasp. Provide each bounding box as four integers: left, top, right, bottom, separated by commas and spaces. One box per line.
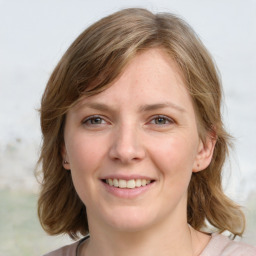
37, 8, 246, 239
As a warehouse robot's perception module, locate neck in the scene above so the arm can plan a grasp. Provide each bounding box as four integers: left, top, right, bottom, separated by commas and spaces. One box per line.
81, 219, 200, 256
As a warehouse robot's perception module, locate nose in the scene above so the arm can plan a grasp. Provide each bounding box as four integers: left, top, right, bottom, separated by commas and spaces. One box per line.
108, 123, 146, 164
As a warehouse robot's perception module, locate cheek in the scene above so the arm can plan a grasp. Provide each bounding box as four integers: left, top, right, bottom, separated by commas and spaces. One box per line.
65, 135, 105, 201
66, 133, 104, 171
66, 135, 105, 204
148, 134, 198, 177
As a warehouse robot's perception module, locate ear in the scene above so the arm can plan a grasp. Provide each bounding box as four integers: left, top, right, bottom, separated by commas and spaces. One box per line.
61, 143, 71, 170
193, 132, 216, 173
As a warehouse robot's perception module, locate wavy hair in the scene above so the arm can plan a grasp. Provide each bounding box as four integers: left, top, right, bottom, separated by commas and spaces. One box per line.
37, 8, 245, 239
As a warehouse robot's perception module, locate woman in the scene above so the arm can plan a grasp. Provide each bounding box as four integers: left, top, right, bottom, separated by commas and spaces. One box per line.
38, 8, 256, 256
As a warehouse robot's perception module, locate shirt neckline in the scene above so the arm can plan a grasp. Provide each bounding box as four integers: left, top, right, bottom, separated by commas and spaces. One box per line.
76, 235, 90, 256
76, 233, 220, 256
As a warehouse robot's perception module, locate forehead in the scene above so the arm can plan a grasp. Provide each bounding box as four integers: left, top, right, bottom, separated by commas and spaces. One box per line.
73, 48, 192, 112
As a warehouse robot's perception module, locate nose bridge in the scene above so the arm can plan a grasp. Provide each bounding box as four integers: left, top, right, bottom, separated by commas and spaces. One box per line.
109, 120, 145, 163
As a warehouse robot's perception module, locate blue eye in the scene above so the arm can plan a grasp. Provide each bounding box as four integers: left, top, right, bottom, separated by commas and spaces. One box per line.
83, 116, 106, 125
150, 116, 173, 125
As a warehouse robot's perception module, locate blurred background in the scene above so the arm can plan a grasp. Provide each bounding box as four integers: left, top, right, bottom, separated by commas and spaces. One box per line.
0, 0, 255, 255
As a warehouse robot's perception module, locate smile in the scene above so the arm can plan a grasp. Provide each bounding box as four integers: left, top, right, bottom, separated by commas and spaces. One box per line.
104, 178, 153, 189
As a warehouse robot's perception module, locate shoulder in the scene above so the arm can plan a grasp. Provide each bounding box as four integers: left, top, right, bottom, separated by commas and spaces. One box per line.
201, 233, 256, 256
42, 237, 88, 256
42, 241, 79, 256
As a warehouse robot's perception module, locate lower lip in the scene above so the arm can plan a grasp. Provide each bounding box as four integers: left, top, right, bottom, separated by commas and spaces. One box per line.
102, 181, 155, 199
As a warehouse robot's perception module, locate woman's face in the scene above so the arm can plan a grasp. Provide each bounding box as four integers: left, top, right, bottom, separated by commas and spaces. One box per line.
63, 48, 213, 232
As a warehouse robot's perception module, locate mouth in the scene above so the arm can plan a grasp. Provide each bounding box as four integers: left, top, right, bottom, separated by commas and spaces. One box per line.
102, 178, 155, 189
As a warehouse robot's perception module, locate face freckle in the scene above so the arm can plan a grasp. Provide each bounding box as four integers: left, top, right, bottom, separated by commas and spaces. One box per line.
63, 48, 209, 232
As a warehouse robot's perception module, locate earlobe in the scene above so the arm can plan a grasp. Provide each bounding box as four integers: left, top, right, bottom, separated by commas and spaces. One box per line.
61, 144, 71, 170
193, 134, 216, 173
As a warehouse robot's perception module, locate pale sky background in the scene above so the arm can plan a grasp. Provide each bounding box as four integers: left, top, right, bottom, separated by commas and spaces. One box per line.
0, 0, 256, 201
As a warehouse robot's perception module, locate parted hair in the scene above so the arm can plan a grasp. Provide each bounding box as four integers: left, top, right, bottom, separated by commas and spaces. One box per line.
38, 8, 245, 239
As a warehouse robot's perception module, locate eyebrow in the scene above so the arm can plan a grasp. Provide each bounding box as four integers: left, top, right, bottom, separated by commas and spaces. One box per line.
81, 102, 112, 112
139, 102, 186, 113
79, 102, 186, 113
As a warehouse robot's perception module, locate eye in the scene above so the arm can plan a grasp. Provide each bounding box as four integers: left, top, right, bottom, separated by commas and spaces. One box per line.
149, 115, 174, 125
82, 115, 107, 126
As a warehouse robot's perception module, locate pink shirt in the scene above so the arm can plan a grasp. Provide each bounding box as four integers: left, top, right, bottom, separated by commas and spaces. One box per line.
43, 233, 256, 256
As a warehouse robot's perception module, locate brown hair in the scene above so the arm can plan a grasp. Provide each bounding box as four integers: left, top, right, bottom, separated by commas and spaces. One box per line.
37, 8, 245, 239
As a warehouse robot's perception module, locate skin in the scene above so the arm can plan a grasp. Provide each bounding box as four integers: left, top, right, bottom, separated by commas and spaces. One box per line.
63, 48, 215, 256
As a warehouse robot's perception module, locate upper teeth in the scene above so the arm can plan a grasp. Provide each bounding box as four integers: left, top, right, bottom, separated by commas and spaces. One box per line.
106, 178, 151, 189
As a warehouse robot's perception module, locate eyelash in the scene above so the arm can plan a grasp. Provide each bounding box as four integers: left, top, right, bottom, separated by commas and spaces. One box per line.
148, 115, 174, 126
82, 115, 174, 127
82, 115, 107, 126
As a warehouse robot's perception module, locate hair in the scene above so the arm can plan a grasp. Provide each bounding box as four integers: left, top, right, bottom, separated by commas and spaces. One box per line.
37, 8, 245, 239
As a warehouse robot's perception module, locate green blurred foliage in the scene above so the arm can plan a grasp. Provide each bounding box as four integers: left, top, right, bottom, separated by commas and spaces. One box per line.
0, 189, 71, 256
0, 188, 255, 255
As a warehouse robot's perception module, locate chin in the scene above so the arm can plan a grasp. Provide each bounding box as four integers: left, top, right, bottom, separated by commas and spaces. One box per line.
102, 206, 158, 232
